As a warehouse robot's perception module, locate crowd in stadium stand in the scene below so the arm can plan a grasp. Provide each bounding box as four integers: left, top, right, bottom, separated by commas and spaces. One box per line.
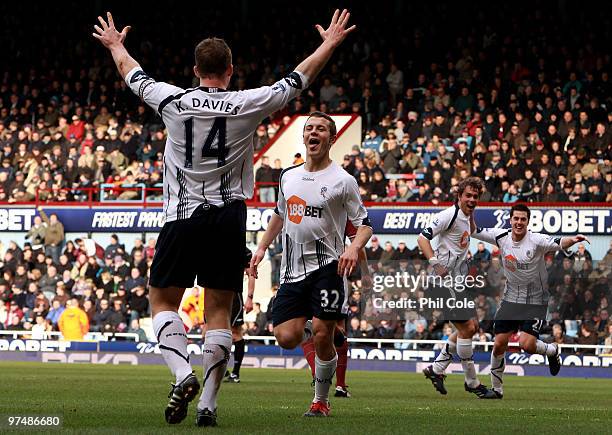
0, 3, 610, 347
1, 3, 610, 204
1, 222, 611, 348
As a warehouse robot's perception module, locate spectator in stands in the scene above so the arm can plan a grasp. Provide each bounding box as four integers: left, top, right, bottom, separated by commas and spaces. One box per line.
347, 317, 361, 338
256, 156, 275, 203
363, 129, 382, 151
576, 323, 598, 355
246, 321, 262, 336
357, 319, 376, 338
125, 267, 146, 292
365, 236, 382, 264
473, 242, 492, 263
129, 286, 149, 319
108, 299, 127, 332
93, 299, 112, 332
253, 125, 269, 152
112, 255, 130, 280
26, 215, 47, 248
38, 208, 64, 264
252, 303, 267, 335
128, 318, 148, 342
104, 234, 123, 259
408, 322, 433, 349
45, 300, 64, 327
376, 319, 395, 339
378, 241, 395, 272
380, 136, 402, 174
130, 249, 147, 278
58, 298, 89, 340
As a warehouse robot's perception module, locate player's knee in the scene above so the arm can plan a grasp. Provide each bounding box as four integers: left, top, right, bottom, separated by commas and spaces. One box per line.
459, 321, 477, 338
312, 326, 337, 360
492, 342, 505, 356
312, 328, 333, 345
519, 335, 536, 353
274, 329, 301, 349
149, 286, 184, 315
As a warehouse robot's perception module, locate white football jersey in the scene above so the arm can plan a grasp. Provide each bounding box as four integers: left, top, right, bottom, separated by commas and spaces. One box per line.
126, 67, 307, 222
276, 162, 370, 284
421, 204, 471, 276
472, 228, 563, 305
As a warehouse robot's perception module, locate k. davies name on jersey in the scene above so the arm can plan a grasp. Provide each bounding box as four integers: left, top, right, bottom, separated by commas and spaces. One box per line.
174, 98, 241, 115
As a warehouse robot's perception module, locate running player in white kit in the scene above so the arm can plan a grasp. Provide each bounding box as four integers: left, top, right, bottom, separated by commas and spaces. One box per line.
419, 177, 497, 398
93, 9, 356, 427
472, 203, 590, 398
251, 112, 372, 417
300, 220, 371, 399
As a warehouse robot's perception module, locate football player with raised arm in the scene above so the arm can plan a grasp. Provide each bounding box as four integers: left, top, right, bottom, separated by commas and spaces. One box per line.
472, 203, 589, 398
93, 9, 355, 427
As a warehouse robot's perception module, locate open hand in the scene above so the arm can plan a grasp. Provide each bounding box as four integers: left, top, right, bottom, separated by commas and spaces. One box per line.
244, 297, 254, 314
573, 234, 591, 245
93, 12, 131, 48
315, 9, 356, 48
338, 246, 359, 277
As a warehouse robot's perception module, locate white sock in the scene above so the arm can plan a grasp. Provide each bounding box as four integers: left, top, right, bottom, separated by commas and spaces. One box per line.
457, 337, 479, 388
535, 340, 557, 356
432, 340, 456, 375
490, 352, 505, 394
153, 311, 192, 383
198, 329, 232, 411
314, 354, 337, 404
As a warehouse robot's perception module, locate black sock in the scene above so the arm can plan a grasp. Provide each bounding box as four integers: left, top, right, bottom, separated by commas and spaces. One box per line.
233, 339, 245, 377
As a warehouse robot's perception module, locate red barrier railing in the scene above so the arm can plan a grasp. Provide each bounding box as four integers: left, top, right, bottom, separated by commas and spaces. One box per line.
0, 184, 608, 208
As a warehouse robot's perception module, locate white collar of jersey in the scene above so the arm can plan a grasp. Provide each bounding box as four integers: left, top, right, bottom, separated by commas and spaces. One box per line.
198, 86, 226, 93
512, 230, 529, 244
455, 204, 468, 218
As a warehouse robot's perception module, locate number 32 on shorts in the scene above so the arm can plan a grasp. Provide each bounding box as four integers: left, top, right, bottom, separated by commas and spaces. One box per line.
320, 289, 340, 309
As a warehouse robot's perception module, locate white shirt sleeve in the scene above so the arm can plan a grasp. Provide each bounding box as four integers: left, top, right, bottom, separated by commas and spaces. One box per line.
344, 176, 370, 228
125, 67, 183, 113
472, 227, 510, 246
420, 208, 453, 240
275, 177, 287, 217
533, 233, 564, 253
240, 71, 308, 119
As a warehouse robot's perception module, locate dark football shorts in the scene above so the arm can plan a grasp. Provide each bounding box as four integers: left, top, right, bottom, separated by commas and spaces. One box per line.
272, 261, 346, 327
149, 201, 246, 292
493, 301, 548, 338
429, 284, 478, 324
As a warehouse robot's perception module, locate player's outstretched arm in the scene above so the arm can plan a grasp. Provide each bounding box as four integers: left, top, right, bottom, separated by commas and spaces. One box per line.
294, 9, 356, 84
92, 12, 138, 79
250, 213, 284, 278
560, 234, 591, 250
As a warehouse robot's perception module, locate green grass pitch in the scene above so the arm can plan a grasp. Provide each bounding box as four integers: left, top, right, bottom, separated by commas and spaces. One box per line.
0, 362, 610, 434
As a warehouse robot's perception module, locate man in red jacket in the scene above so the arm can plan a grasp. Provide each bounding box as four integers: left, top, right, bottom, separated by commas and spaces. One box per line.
66, 115, 85, 141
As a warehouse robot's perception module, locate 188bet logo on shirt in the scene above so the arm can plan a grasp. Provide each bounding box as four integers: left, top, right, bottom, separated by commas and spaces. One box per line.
287, 195, 323, 224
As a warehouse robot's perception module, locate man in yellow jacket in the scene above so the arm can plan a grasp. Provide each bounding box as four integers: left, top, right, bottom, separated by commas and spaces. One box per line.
58, 298, 90, 341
